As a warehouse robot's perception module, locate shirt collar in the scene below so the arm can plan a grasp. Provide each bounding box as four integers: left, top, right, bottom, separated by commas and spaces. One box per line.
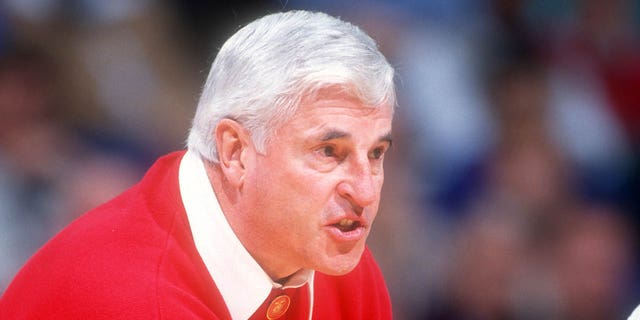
178, 150, 314, 319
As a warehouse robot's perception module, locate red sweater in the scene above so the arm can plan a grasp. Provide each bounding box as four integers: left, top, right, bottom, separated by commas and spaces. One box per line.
0, 151, 392, 319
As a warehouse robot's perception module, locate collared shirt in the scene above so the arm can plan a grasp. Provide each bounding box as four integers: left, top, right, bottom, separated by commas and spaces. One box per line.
178, 150, 315, 320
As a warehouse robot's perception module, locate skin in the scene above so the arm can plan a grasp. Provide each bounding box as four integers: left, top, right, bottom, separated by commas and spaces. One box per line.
207, 90, 393, 281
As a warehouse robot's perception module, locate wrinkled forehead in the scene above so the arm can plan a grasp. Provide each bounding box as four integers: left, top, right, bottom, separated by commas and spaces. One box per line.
299, 84, 394, 112
265, 83, 393, 142
292, 88, 395, 130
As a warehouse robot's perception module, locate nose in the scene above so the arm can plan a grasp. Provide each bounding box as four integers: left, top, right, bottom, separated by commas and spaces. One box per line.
336, 156, 379, 210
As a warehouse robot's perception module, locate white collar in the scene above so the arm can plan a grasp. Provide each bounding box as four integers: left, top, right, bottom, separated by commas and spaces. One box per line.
178, 150, 314, 320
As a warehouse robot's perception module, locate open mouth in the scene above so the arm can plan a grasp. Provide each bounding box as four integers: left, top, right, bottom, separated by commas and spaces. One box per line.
332, 219, 362, 233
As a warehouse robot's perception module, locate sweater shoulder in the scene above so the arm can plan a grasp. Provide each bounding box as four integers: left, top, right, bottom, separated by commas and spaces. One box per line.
0, 151, 213, 319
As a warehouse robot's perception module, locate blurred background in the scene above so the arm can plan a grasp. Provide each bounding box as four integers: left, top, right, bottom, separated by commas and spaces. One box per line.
0, 0, 638, 319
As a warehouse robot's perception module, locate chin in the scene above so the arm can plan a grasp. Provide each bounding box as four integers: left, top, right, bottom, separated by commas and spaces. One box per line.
316, 245, 365, 275
321, 263, 359, 276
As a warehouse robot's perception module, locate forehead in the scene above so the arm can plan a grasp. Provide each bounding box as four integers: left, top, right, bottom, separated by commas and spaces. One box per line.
274, 90, 393, 142
297, 87, 392, 118
305, 90, 389, 117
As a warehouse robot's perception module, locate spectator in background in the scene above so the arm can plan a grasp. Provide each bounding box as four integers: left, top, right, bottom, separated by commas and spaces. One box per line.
0, 0, 198, 293
546, 0, 640, 255
421, 46, 635, 320
553, 206, 633, 320
550, 0, 640, 143
0, 46, 77, 291
0, 45, 144, 293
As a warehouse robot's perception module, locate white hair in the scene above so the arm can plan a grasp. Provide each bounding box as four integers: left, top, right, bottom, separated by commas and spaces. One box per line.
187, 10, 396, 162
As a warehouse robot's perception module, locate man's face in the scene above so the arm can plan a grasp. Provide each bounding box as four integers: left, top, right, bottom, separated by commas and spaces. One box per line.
241, 91, 393, 277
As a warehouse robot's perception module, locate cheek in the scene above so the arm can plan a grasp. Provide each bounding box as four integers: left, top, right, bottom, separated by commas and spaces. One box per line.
252, 162, 329, 213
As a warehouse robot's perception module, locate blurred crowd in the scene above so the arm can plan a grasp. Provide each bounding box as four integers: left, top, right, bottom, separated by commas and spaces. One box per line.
0, 1, 638, 319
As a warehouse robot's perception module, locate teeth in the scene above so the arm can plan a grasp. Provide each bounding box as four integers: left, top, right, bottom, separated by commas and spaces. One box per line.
338, 219, 355, 227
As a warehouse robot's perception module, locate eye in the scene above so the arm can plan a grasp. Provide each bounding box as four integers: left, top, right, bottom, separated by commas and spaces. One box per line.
322, 145, 336, 157
314, 144, 347, 164
370, 147, 386, 160
311, 144, 344, 170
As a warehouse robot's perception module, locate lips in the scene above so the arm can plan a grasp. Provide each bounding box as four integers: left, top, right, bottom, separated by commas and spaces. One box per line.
334, 218, 361, 232
325, 216, 367, 242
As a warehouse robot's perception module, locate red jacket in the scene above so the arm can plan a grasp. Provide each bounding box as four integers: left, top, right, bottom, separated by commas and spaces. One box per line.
0, 151, 392, 319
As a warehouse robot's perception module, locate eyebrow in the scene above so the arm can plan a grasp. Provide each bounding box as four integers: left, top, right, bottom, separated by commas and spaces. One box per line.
320, 130, 350, 142
319, 129, 393, 147
380, 132, 393, 147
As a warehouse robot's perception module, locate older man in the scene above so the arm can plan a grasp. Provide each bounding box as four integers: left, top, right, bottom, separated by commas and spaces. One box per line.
0, 10, 395, 319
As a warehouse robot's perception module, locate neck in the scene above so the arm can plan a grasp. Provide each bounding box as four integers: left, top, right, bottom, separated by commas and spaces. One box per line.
203, 161, 300, 281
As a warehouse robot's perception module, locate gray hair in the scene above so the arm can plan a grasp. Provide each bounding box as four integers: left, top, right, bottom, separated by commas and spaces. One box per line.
187, 10, 396, 162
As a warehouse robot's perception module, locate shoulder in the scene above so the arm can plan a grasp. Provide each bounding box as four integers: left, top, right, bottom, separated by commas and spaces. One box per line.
313, 247, 392, 319
0, 188, 171, 318
0, 151, 220, 319
0, 192, 154, 318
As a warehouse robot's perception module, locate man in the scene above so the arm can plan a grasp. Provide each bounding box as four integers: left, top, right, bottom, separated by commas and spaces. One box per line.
0, 10, 395, 319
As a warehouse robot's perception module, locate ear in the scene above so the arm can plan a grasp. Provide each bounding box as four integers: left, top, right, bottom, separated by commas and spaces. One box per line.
214, 119, 252, 188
